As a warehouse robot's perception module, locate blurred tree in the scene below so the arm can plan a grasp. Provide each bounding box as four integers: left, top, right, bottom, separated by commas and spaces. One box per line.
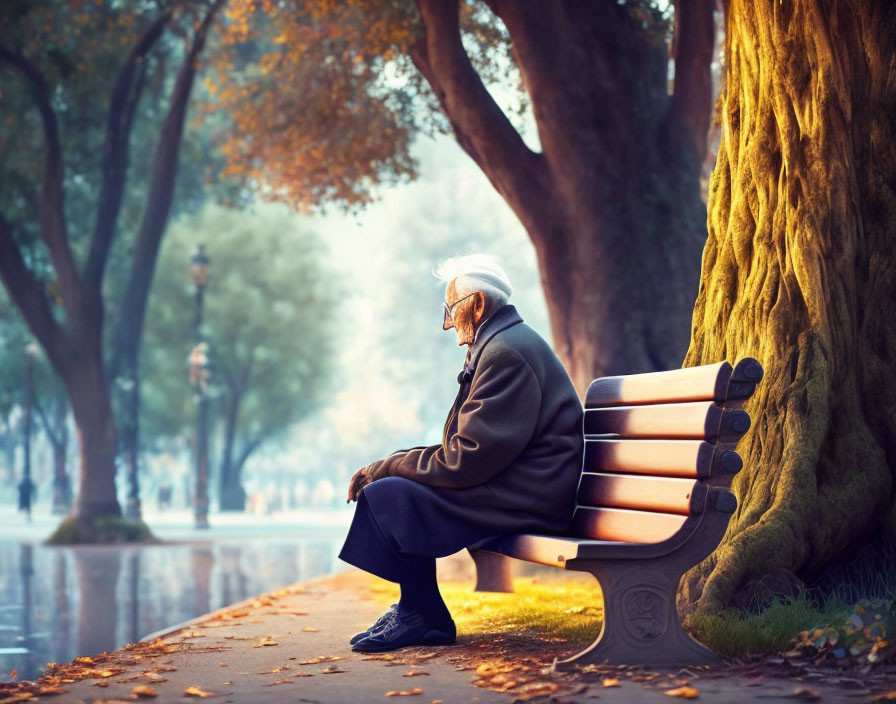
0, 0, 227, 540
143, 203, 339, 511
207, 0, 716, 391
679, 0, 896, 613
0, 289, 72, 512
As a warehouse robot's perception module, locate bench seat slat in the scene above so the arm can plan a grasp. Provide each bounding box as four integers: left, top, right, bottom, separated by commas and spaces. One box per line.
577, 472, 700, 515
571, 505, 690, 543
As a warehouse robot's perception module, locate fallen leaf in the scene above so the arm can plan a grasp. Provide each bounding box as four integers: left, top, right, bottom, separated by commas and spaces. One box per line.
321, 664, 346, 674
143, 672, 167, 682
603, 677, 620, 687
183, 685, 215, 697
385, 687, 424, 696
37, 684, 68, 694
872, 693, 896, 702
302, 627, 319, 632
131, 685, 158, 698
253, 637, 278, 647
298, 655, 343, 665
665, 686, 699, 698
263, 680, 294, 686
788, 686, 821, 701
403, 669, 430, 677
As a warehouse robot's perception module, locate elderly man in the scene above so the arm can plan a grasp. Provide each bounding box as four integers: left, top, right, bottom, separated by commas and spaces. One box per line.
339, 254, 583, 653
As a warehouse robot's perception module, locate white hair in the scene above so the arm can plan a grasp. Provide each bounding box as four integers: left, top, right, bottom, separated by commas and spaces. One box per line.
432, 254, 513, 308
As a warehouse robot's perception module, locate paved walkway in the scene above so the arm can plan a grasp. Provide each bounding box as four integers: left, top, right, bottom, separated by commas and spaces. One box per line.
2, 557, 890, 703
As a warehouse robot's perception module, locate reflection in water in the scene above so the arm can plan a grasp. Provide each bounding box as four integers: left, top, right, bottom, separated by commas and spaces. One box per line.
0, 535, 346, 681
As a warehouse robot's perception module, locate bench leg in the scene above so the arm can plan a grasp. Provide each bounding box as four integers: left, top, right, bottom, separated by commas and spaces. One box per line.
552, 561, 722, 670
468, 549, 514, 593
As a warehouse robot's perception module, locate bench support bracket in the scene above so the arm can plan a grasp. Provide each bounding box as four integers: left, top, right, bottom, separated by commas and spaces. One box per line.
552, 561, 722, 669
468, 549, 514, 593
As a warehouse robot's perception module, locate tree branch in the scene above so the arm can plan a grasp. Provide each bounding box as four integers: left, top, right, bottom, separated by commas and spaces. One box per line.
109, 0, 225, 380
409, 0, 548, 220
0, 214, 66, 366
667, 0, 715, 167
82, 12, 172, 307
0, 44, 81, 316
234, 437, 263, 474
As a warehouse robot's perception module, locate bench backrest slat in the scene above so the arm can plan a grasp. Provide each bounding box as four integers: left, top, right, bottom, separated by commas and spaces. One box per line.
584, 401, 751, 442
566, 357, 763, 544
576, 473, 700, 516
572, 505, 692, 543
585, 439, 744, 479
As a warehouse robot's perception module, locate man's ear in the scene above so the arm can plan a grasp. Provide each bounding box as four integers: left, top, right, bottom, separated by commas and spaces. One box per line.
474, 292, 487, 322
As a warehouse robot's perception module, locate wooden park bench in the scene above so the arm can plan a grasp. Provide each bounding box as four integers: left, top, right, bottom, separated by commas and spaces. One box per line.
466, 357, 764, 669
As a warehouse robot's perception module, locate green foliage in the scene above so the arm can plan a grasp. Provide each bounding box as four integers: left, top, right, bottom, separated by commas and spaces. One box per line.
142, 202, 340, 460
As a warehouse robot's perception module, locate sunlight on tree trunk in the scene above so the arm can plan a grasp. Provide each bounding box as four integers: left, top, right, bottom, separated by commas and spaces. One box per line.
679, 0, 896, 613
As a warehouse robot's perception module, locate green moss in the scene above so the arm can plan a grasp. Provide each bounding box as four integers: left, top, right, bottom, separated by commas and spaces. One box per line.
44, 515, 159, 545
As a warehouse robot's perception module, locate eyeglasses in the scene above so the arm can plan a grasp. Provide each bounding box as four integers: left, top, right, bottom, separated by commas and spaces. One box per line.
442, 292, 478, 330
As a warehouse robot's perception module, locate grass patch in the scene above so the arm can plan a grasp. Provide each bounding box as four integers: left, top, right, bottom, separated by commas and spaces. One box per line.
372, 569, 894, 659
371, 573, 603, 644
684, 592, 856, 657
45, 515, 158, 545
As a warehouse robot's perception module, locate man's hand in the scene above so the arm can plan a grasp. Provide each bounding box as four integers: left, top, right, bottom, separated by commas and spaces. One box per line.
346, 461, 382, 503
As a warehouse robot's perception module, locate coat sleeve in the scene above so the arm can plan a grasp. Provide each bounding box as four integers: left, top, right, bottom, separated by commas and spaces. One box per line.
370, 350, 541, 489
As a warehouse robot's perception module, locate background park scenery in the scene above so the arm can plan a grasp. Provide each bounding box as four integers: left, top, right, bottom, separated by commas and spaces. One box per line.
1, 0, 895, 694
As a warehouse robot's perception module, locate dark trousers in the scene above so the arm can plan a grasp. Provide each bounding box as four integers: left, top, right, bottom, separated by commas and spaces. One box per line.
338, 488, 452, 626
338, 488, 435, 583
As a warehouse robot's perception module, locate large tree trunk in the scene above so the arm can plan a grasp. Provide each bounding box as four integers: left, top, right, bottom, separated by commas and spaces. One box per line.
65, 351, 121, 521
678, 0, 896, 613
411, 0, 715, 390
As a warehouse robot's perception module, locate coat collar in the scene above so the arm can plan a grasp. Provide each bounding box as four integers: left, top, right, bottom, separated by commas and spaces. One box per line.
467, 304, 524, 370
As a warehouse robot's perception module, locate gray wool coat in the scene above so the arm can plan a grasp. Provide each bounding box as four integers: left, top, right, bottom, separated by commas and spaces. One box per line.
360, 303, 584, 558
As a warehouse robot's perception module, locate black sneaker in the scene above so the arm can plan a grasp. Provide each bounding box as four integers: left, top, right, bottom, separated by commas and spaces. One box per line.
351, 606, 456, 653
349, 603, 398, 645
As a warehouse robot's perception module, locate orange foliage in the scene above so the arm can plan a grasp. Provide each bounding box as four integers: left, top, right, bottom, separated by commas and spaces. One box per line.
202, 0, 422, 212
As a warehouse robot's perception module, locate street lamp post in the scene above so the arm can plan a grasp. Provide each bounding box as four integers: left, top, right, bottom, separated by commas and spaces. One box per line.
189, 244, 211, 530
18, 343, 40, 522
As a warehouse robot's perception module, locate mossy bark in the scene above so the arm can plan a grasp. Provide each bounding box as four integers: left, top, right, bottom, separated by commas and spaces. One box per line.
679, 0, 896, 613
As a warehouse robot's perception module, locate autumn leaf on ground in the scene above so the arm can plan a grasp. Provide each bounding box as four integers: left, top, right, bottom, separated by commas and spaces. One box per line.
321, 664, 346, 674
143, 671, 167, 682
302, 626, 319, 632
253, 637, 278, 647
183, 685, 215, 697
872, 692, 896, 702
131, 684, 158, 698
263, 679, 294, 686
665, 686, 699, 698
37, 684, 67, 694
298, 655, 343, 664
385, 687, 423, 696
0, 693, 36, 702
603, 677, 620, 687
788, 687, 821, 701
403, 668, 430, 677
